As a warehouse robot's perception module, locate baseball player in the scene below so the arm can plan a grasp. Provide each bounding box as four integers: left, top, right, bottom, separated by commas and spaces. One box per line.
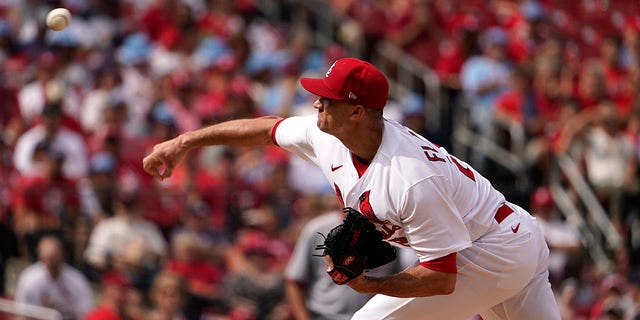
143, 58, 561, 319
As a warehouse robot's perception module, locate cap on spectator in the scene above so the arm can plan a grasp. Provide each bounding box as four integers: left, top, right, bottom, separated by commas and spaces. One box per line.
530, 186, 554, 210
401, 93, 426, 116
89, 152, 117, 174
42, 103, 63, 117
300, 58, 389, 110
186, 200, 210, 218
480, 27, 508, 49
47, 148, 66, 162
236, 231, 271, 256
245, 52, 275, 75
193, 36, 230, 70
150, 103, 176, 126
324, 44, 347, 63
0, 19, 12, 37
520, 1, 546, 21
601, 273, 626, 293
101, 271, 131, 287
625, 16, 640, 33
107, 88, 126, 108
116, 32, 153, 66
34, 140, 65, 162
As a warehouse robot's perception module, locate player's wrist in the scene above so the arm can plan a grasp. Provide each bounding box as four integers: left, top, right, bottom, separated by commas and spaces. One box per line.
177, 132, 195, 150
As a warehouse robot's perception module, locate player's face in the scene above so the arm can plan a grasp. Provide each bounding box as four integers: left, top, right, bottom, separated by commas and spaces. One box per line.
314, 97, 356, 135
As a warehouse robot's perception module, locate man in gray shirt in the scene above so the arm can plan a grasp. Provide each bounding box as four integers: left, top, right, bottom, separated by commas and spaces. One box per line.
285, 210, 416, 320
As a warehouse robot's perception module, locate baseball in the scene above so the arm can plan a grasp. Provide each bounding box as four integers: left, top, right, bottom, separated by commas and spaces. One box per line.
46, 8, 72, 31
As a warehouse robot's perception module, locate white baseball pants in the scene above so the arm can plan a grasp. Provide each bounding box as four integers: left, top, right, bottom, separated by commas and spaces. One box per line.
352, 204, 561, 320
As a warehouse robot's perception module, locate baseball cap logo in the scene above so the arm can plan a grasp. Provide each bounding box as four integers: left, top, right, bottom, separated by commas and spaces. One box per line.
325, 61, 337, 78
348, 92, 357, 100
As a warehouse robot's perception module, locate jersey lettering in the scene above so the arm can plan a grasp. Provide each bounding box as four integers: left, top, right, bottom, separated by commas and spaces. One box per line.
421, 145, 476, 182
422, 146, 445, 162
449, 155, 476, 181
380, 223, 402, 238
388, 237, 410, 247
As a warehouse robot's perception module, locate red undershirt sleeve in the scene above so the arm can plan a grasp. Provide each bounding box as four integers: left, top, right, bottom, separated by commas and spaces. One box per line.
270, 118, 286, 146
419, 252, 457, 273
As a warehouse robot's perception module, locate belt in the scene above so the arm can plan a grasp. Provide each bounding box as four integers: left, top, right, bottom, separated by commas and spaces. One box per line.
494, 203, 514, 224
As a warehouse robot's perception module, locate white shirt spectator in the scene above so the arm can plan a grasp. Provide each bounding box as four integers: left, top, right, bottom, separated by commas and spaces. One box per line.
13, 125, 89, 179
84, 214, 167, 269
14, 262, 94, 320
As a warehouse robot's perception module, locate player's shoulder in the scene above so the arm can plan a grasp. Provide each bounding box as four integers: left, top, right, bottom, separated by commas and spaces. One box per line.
379, 120, 444, 170
280, 115, 339, 143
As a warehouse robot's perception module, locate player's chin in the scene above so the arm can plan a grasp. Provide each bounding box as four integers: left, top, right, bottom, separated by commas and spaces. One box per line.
316, 119, 326, 131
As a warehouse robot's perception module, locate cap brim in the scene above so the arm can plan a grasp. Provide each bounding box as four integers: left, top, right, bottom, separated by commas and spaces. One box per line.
300, 78, 343, 100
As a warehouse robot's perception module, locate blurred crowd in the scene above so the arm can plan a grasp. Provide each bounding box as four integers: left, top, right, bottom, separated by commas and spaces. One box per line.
0, 0, 638, 319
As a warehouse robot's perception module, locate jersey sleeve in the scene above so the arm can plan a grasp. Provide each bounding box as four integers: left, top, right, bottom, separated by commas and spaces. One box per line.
400, 176, 472, 264
272, 115, 319, 163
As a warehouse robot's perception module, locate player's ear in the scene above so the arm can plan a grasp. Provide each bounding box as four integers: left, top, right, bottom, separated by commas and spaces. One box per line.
349, 105, 365, 119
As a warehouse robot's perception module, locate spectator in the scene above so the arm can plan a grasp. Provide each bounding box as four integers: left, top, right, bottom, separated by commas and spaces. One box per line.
14, 235, 94, 320
12, 143, 80, 261
80, 68, 122, 134
285, 209, 417, 320
599, 36, 634, 116
0, 216, 18, 297
460, 26, 512, 170
13, 102, 88, 179
170, 197, 230, 262
147, 271, 190, 320
85, 271, 134, 320
223, 229, 289, 320
164, 232, 226, 317
529, 186, 583, 288
79, 152, 119, 222
84, 185, 167, 285
285, 209, 364, 320
17, 52, 59, 125
580, 102, 636, 221
384, 0, 441, 67
589, 274, 627, 320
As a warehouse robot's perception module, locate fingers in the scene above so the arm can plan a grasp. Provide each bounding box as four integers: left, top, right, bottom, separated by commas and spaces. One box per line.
142, 153, 171, 180
324, 255, 335, 272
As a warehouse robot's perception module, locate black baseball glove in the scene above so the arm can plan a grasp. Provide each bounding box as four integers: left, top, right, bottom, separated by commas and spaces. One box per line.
316, 207, 398, 284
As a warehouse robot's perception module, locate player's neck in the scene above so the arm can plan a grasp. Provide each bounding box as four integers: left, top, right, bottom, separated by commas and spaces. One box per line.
341, 119, 383, 163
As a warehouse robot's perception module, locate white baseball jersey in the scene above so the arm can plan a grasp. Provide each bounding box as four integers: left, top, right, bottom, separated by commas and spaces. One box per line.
274, 115, 506, 264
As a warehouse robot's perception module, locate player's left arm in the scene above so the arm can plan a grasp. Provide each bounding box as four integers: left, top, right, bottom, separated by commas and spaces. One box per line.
345, 176, 469, 297
346, 263, 456, 297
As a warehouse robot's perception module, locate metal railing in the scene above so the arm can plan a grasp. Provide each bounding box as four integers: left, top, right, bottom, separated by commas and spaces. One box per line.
451, 102, 530, 192
0, 298, 62, 320
552, 155, 623, 250
254, 0, 439, 123
254, 0, 362, 57
371, 40, 442, 132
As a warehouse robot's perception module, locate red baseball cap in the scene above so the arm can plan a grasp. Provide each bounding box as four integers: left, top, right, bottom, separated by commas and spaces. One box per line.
300, 58, 389, 110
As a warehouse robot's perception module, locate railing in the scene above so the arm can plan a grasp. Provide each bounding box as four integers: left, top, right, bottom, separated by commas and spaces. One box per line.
254, 1, 438, 124
0, 298, 62, 320
549, 182, 614, 272
371, 41, 442, 133
451, 102, 529, 193
552, 155, 623, 251
254, 0, 362, 57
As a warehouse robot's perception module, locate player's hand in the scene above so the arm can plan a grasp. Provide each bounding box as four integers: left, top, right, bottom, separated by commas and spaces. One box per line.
142, 136, 189, 180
